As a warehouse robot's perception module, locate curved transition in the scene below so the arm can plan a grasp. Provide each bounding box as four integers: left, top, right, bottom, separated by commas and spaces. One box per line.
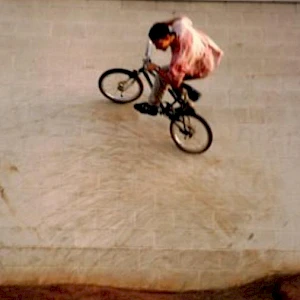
0, 273, 300, 300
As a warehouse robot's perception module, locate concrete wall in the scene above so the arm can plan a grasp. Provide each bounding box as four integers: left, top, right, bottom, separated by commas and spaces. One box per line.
0, 0, 300, 291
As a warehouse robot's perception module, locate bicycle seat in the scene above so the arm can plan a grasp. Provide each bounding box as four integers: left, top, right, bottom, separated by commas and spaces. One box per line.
182, 83, 201, 102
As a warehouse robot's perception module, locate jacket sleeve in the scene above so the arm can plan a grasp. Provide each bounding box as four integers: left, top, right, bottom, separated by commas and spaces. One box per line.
199, 30, 224, 66
167, 64, 186, 88
166, 28, 193, 88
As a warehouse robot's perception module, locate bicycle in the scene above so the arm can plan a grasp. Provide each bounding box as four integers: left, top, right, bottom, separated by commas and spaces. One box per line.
98, 41, 213, 154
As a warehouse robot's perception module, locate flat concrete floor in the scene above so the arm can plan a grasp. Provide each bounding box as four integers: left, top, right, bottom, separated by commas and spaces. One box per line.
0, 0, 300, 291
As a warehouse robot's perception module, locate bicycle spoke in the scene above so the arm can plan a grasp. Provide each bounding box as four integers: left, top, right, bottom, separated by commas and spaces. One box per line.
99, 69, 143, 103
170, 114, 212, 154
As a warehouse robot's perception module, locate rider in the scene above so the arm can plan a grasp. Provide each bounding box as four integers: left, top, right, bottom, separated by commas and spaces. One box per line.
134, 16, 224, 116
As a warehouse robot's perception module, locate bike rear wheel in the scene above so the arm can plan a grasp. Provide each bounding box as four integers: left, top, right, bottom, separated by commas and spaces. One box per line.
98, 68, 144, 104
170, 113, 213, 154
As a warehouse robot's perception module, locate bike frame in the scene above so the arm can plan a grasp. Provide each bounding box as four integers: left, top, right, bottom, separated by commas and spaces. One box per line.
131, 40, 181, 107
132, 67, 180, 107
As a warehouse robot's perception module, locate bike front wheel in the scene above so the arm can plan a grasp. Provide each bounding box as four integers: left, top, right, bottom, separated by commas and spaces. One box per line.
170, 113, 213, 154
98, 68, 144, 104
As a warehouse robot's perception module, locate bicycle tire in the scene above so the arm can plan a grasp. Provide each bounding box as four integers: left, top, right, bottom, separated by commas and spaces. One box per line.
169, 112, 213, 154
98, 68, 144, 104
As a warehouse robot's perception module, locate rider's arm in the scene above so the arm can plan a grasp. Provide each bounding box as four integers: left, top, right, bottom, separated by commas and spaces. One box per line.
154, 65, 185, 89
167, 66, 186, 89
164, 38, 190, 89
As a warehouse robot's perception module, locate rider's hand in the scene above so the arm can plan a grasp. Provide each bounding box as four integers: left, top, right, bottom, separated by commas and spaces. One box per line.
146, 62, 159, 72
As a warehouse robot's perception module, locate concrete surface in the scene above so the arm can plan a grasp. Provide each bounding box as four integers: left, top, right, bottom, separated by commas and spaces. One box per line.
0, 0, 300, 292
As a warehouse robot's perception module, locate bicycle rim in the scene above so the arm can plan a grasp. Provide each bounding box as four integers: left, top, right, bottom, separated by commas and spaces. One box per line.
99, 70, 143, 103
170, 114, 213, 154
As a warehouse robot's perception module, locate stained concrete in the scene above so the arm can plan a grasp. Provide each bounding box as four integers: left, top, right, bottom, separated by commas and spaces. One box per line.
0, 273, 300, 299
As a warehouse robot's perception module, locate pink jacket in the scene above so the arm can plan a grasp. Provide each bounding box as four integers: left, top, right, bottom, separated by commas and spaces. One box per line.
167, 17, 224, 88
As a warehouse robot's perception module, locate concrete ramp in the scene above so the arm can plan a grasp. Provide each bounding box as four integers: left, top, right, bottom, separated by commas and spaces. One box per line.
0, 0, 300, 292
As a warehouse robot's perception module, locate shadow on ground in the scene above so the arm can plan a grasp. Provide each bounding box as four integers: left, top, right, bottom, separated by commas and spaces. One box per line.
0, 273, 299, 300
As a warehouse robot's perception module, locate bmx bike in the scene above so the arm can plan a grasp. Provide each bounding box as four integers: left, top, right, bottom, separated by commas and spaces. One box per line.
98, 41, 213, 154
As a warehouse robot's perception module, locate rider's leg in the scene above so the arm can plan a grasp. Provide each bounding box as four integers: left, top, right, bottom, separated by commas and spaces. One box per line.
148, 65, 169, 106
133, 66, 169, 116
149, 71, 199, 106
181, 74, 202, 107
148, 69, 195, 107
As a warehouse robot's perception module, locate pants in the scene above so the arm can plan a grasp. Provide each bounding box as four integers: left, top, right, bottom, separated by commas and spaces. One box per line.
148, 65, 198, 106
148, 65, 169, 106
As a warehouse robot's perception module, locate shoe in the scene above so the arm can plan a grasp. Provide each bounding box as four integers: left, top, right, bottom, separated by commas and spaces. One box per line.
182, 84, 201, 101
134, 102, 158, 116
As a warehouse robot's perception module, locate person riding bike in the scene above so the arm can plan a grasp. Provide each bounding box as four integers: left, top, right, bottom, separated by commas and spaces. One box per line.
134, 16, 224, 116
